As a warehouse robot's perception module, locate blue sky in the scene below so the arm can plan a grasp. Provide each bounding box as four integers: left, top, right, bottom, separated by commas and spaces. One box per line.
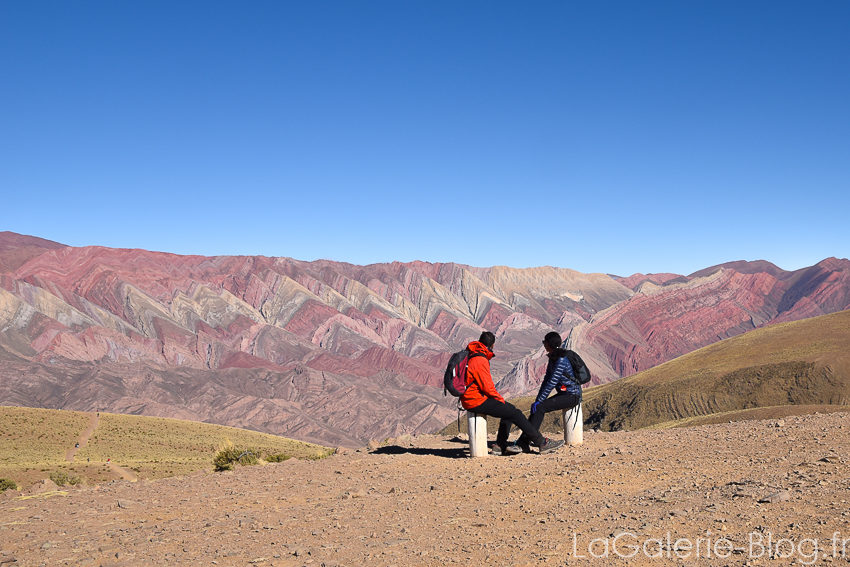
1, 2, 848, 276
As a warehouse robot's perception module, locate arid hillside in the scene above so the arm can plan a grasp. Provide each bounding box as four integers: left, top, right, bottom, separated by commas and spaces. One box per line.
580, 309, 850, 431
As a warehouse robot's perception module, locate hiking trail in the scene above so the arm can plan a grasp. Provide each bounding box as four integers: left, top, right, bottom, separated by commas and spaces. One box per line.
65, 412, 98, 461
66, 412, 137, 482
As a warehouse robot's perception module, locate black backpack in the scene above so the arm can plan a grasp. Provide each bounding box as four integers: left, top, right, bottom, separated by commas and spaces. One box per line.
443, 349, 486, 397
564, 349, 592, 386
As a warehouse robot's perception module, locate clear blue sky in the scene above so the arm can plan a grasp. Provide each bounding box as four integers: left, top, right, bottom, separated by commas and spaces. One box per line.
2, 2, 848, 276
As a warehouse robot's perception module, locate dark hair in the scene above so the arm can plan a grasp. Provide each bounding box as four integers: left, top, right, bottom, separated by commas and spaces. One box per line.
543, 331, 562, 350
478, 331, 496, 349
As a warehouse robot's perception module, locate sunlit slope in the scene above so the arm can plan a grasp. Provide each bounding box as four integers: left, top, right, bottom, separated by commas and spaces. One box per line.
0, 406, 332, 488
581, 309, 850, 431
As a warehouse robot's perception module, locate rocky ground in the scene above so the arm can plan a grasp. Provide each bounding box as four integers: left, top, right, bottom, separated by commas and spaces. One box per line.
2, 411, 849, 567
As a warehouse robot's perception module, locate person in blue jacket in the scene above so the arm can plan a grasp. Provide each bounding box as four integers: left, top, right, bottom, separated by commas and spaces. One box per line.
512, 331, 582, 452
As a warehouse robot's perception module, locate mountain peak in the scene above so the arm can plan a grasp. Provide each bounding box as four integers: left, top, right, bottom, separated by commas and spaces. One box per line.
688, 259, 786, 279
0, 231, 67, 273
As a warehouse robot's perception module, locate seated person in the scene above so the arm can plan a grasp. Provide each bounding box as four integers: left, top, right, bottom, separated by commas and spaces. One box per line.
461, 331, 564, 455
513, 331, 582, 453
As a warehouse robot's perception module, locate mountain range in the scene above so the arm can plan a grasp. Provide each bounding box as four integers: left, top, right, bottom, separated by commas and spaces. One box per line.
1, 231, 848, 446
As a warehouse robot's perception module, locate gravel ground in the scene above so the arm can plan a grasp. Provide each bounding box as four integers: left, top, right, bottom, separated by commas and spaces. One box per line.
2, 411, 849, 567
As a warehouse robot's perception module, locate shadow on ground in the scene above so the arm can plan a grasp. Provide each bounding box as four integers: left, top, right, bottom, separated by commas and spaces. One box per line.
370, 444, 469, 459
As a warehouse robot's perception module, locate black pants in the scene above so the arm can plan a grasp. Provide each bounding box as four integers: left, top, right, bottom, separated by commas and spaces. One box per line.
469, 398, 545, 447
518, 392, 581, 444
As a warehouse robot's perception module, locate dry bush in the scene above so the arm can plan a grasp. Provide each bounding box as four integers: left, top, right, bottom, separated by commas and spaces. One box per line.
213, 441, 260, 471
48, 471, 83, 486
264, 453, 291, 463
0, 478, 17, 492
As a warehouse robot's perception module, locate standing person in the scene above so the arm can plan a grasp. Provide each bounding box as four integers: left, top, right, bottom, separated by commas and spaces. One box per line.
461, 331, 564, 455
512, 331, 582, 453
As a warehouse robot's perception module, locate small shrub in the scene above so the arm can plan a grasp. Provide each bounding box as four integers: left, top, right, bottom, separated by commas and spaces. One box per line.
213, 442, 260, 472
49, 471, 83, 486
265, 453, 291, 463
49, 471, 69, 485
0, 478, 17, 492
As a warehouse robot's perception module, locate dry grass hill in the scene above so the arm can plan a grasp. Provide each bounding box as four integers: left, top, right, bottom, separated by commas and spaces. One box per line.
581, 309, 850, 432
0, 407, 331, 490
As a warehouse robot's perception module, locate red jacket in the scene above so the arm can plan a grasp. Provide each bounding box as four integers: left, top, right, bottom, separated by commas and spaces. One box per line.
460, 341, 505, 409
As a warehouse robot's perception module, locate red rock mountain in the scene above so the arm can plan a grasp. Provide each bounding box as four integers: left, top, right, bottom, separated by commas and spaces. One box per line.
581, 258, 850, 382
0, 233, 630, 446
1, 232, 847, 445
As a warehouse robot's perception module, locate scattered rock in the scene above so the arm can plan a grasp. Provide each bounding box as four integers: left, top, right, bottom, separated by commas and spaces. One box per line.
26, 479, 58, 495
759, 491, 791, 504
733, 487, 758, 499
340, 487, 366, 499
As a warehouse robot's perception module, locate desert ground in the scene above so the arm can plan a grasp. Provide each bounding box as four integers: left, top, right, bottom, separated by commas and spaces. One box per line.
2, 411, 849, 567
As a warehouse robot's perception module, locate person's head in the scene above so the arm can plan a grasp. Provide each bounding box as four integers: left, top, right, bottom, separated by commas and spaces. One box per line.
542, 331, 562, 353
478, 331, 496, 350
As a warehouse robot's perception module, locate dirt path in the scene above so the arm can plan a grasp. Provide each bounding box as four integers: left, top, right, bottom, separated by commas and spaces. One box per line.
65, 412, 138, 481
64, 412, 98, 461
107, 461, 137, 482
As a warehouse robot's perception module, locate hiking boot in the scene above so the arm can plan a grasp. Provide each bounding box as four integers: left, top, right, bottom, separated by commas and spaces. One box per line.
489, 443, 506, 456
504, 443, 523, 455
537, 437, 565, 454
515, 439, 532, 454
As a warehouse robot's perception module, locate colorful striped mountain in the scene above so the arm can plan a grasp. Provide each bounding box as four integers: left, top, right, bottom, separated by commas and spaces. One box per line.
1, 231, 847, 445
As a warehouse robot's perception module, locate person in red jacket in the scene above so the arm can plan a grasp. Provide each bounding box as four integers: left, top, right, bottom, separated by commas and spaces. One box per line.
461, 331, 565, 455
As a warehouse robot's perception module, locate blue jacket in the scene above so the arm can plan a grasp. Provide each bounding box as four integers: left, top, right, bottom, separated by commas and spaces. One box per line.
535, 349, 580, 403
